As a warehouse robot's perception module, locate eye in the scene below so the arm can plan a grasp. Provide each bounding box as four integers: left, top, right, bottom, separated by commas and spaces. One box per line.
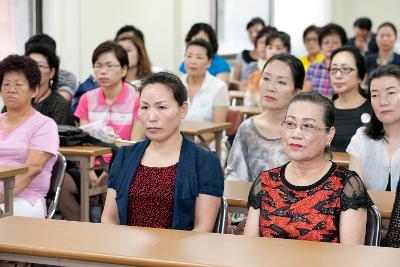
263, 76, 270, 81
140, 105, 148, 110
284, 121, 296, 128
159, 105, 167, 110
303, 123, 317, 130
371, 94, 378, 98
278, 81, 287, 86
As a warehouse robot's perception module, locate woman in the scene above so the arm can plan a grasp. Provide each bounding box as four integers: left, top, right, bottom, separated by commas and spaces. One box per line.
179, 23, 230, 84
244, 92, 373, 244
101, 72, 224, 231
366, 22, 400, 74
226, 53, 304, 182
299, 25, 324, 71
117, 36, 152, 87
330, 46, 371, 151
347, 65, 400, 192
0, 55, 59, 218
24, 43, 75, 126
304, 23, 347, 97
182, 39, 229, 143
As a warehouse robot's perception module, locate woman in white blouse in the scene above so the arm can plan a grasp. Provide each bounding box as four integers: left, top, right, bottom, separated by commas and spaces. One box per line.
347, 64, 400, 191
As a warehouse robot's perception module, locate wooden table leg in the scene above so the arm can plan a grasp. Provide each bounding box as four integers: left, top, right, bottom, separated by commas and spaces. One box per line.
215, 131, 222, 159
3, 176, 15, 216
79, 158, 90, 222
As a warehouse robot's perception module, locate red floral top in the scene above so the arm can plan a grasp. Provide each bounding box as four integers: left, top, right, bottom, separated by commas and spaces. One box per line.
248, 162, 373, 242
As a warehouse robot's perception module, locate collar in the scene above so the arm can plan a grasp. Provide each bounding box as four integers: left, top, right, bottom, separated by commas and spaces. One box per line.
183, 72, 211, 95
377, 52, 395, 65
98, 82, 128, 104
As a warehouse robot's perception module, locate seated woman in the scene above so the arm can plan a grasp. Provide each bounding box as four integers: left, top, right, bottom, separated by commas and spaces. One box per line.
381, 180, 400, 247
226, 53, 304, 182
182, 39, 229, 143
101, 72, 224, 231
179, 23, 230, 84
330, 46, 371, 151
117, 36, 152, 87
244, 92, 373, 244
0, 55, 59, 218
299, 25, 324, 71
347, 65, 400, 191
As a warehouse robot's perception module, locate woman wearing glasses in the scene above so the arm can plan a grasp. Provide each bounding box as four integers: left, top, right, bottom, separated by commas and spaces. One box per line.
244, 92, 373, 244
329, 46, 371, 151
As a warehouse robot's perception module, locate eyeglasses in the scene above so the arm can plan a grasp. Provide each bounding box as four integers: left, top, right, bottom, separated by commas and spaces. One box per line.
281, 120, 330, 135
93, 64, 121, 72
305, 37, 318, 43
329, 67, 357, 75
37, 64, 50, 70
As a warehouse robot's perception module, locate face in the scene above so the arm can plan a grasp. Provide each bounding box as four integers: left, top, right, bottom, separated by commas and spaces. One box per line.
321, 34, 342, 59
304, 31, 320, 55
330, 51, 360, 94
184, 45, 211, 77
1, 71, 37, 110
265, 38, 288, 61
258, 60, 296, 110
282, 101, 335, 163
248, 23, 264, 44
355, 27, 370, 41
139, 83, 188, 142
190, 30, 210, 43
93, 52, 127, 89
377, 26, 397, 52
118, 40, 139, 68
256, 36, 267, 59
370, 76, 400, 126
28, 53, 55, 89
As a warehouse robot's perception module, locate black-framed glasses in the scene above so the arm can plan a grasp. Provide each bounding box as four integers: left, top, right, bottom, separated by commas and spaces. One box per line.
329, 66, 357, 75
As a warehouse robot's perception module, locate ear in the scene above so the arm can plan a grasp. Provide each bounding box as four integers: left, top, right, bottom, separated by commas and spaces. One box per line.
327, 126, 336, 145
207, 58, 212, 69
121, 65, 128, 78
49, 68, 56, 79
180, 101, 189, 119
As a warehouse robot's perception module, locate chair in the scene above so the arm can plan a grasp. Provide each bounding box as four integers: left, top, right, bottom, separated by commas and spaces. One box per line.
364, 205, 381, 246
213, 196, 228, 234
46, 152, 67, 219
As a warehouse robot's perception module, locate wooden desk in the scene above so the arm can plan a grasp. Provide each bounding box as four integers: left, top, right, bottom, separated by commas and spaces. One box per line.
1, 216, 400, 267
229, 90, 245, 106
59, 146, 111, 222
229, 106, 263, 119
0, 166, 28, 217
224, 181, 396, 219
332, 151, 350, 168
180, 121, 231, 159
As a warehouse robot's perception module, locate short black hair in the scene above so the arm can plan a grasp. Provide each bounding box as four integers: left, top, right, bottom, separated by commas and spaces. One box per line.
266, 31, 291, 53
255, 26, 278, 46
25, 33, 57, 52
319, 23, 347, 47
25, 43, 60, 91
185, 39, 213, 59
377, 22, 397, 37
246, 17, 265, 30
0, 54, 41, 91
92, 41, 129, 69
114, 25, 145, 43
353, 17, 372, 31
139, 72, 188, 106
263, 53, 305, 89
185, 23, 218, 56
303, 25, 320, 42
366, 64, 400, 140
330, 46, 366, 81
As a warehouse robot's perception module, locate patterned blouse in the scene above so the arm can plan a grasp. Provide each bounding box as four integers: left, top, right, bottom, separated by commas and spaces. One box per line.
128, 163, 178, 228
248, 162, 373, 242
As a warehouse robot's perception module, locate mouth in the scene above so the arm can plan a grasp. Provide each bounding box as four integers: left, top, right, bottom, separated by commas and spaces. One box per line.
98, 78, 109, 83
264, 95, 276, 101
289, 143, 303, 149
333, 83, 345, 88
146, 127, 161, 133
380, 110, 392, 115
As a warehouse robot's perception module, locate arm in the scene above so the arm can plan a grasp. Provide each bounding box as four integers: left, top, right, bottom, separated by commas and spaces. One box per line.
216, 72, 230, 85
348, 154, 364, 178
243, 207, 260, 236
192, 194, 221, 232
339, 208, 367, 245
231, 64, 242, 82
225, 124, 250, 181
59, 91, 72, 102
201, 107, 228, 143
302, 80, 312, 92
130, 120, 146, 141
58, 70, 78, 102
101, 188, 120, 224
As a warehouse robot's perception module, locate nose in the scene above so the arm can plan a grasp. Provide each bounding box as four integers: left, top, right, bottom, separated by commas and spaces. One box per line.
147, 108, 158, 121
378, 95, 389, 106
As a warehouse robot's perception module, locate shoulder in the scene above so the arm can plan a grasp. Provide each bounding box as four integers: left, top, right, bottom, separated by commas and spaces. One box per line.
32, 111, 58, 131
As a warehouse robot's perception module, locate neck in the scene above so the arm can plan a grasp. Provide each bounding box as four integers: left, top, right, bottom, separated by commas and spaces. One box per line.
324, 58, 331, 67
187, 73, 206, 87
104, 81, 124, 101
148, 131, 183, 154
259, 107, 287, 125
380, 50, 393, 63
6, 105, 35, 121
290, 155, 329, 179
335, 88, 364, 108
308, 52, 319, 62
126, 67, 138, 82
384, 122, 400, 140
35, 85, 51, 103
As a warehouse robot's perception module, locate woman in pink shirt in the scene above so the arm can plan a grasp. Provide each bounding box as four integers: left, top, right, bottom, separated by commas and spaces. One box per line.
0, 55, 59, 218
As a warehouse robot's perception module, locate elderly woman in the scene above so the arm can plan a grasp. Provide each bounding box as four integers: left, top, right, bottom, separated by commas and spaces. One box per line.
101, 72, 224, 231
0, 55, 59, 218
244, 92, 373, 244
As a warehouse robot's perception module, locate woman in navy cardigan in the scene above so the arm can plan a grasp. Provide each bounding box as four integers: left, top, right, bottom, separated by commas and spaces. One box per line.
101, 72, 224, 231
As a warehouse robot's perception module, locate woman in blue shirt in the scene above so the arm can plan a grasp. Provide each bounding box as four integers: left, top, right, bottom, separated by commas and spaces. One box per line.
101, 72, 224, 231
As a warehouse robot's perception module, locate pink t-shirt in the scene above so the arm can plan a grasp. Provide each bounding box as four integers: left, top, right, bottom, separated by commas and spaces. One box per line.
0, 110, 59, 205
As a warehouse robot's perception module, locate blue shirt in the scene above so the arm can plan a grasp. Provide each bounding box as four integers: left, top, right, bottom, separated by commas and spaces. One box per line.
179, 55, 231, 76
108, 135, 224, 229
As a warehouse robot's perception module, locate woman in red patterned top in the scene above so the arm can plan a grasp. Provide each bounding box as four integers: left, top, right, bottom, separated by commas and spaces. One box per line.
244, 92, 373, 244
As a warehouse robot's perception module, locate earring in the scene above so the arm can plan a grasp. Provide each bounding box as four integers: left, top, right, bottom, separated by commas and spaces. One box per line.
49, 79, 54, 87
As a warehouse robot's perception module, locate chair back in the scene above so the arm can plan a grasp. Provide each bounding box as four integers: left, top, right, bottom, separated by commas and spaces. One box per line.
46, 152, 67, 219
226, 109, 243, 137
213, 196, 228, 234
365, 205, 381, 246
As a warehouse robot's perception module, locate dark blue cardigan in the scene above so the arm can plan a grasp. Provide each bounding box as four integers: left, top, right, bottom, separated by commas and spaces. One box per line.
108, 135, 224, 229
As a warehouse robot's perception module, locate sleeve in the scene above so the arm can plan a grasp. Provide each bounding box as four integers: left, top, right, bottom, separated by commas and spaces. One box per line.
179, 62, 186, 74
107, 147, 126, 190
214, 56, 231, 73
212, 83, 230, 108
197, 150, 224, 197
346, 127, 364, 158
381, 181, 400, 247
29, 117, 59, 156
247, 174, 262, 209
133, 93, 140, 122
51, 96, 75, 126
58, 70, 78, 96
305, 63, 315, 81
225, 124, 250, 181
340, 172, 374, 211
74, 92, 89, 121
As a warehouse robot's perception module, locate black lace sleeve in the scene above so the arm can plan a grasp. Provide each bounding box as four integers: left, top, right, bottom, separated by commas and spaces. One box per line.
247, 174, 262, 209
382, 181, 400, 248
340, 172, 374, 211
